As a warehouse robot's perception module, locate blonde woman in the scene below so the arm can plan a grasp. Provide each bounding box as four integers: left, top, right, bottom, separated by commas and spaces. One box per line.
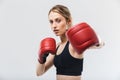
36, 4, 104, 80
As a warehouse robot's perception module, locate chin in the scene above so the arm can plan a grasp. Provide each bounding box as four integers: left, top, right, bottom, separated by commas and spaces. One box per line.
55, 34, 59, 36
55, 34, 60, 36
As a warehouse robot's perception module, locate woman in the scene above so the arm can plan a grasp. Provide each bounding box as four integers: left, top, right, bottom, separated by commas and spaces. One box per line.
36, 4, 104, 80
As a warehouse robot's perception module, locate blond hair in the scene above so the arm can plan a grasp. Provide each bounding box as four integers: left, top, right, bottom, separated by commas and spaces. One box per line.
48, 4, 72, 27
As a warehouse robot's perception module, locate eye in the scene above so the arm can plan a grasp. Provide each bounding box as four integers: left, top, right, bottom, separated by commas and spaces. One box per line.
55, 18, 61, 23
49, 20, 53, 24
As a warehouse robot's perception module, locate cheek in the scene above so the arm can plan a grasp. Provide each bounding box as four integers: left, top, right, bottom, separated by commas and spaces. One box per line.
49, 24, 52, 30
59, 22, 66, 29
59, 24, 67, 34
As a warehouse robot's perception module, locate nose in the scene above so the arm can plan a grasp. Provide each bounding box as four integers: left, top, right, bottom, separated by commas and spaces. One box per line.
52, 22, 57, 29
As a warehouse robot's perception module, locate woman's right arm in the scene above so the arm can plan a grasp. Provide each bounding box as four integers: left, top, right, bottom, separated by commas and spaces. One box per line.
36, 40, 60, 76
36, 37, 57, 76
36, 54, 55, 76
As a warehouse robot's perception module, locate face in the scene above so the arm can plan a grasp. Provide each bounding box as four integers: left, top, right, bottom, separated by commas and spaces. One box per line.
48, 11, 67, 36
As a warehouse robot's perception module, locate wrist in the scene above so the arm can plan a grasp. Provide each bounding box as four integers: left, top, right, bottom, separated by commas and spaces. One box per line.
38, 58, 46, 64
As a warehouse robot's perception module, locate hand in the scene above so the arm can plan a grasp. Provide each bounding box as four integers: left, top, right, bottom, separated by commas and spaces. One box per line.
66, 22, 99, 54
38, 37, 56, 64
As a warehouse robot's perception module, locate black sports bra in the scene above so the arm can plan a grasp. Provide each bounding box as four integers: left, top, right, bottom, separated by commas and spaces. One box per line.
54, 41, 83, 76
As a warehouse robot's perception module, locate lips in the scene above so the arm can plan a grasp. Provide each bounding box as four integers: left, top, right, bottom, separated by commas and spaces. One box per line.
53, 30, 59, 33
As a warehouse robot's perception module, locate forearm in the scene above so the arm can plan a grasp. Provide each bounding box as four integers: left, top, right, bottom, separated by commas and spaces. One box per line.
89, 41, 105, 49
36, 62, 45, 76
36, 37, 56, 76
36, 54, 54, 76
88, 35, 105, 49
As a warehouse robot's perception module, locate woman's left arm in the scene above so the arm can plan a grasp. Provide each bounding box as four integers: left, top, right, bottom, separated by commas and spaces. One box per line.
88, 35, 105, 49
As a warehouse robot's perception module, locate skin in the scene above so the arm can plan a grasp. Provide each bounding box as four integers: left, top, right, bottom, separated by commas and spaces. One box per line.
36, 11, 104, 80
48, 12, 83, 80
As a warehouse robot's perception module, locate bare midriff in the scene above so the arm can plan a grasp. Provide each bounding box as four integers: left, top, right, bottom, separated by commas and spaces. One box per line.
56, 75, 81, 80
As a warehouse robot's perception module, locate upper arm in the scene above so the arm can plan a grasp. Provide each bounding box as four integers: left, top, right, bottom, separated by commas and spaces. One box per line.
44, 54, 55, 72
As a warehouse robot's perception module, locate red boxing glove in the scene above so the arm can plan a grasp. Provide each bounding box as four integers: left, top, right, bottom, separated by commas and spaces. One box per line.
38, 37, 56, 64
66, 22, 99, 54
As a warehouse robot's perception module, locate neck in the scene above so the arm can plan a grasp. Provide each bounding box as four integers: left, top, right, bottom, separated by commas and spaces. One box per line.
60, 35, 68, 43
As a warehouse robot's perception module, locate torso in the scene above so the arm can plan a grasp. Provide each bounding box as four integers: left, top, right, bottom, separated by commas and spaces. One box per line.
56, 41, 83, 59
56, 75, 81, 80
54, 41, 83, 80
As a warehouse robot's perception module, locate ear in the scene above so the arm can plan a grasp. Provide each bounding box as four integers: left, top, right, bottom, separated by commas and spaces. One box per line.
67, 18, 72, 27
67, 20, 72, 27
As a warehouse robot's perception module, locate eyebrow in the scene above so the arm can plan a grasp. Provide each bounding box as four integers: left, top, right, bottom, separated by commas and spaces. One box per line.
49, 17, 61, 21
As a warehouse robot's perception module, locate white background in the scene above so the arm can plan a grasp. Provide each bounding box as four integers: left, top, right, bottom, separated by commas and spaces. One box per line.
0, 0, 120, 80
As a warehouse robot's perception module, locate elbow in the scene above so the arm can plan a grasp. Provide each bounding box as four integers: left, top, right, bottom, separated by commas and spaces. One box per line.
36, 68, 45, 76
36, 72, 43, 76
36, 64, 45, 76
36, 73, 41, 76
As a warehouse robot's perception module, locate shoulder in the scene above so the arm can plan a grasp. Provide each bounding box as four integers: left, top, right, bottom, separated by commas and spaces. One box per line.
68, 43, 84, 59
56, 42, 61, 48
57, 42, 61, 46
